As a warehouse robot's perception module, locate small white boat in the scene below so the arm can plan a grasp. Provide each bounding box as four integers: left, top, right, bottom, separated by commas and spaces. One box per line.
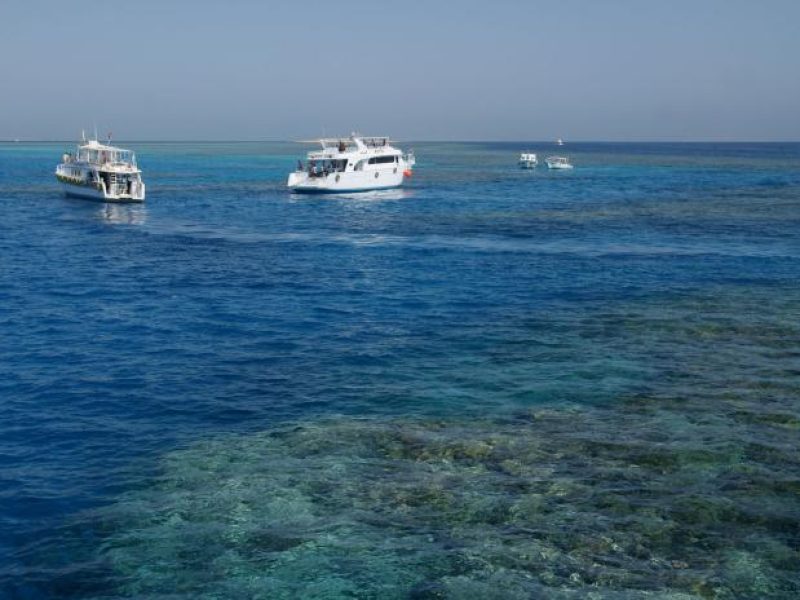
546, 156, 573, 170
56, 133, 145, 202
288, 134, 415, 193
556, 138, 564, 146
518, 153, 538, 169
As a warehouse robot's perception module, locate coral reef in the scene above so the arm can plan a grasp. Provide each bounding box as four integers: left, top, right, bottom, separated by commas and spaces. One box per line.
92, 401, 799, 599
87, 286, 800, 598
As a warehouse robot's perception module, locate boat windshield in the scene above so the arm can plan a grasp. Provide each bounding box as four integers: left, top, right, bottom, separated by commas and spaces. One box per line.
78, 148, 136, 165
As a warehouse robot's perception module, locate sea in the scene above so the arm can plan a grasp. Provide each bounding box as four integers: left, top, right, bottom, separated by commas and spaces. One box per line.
1, 141, 799, 599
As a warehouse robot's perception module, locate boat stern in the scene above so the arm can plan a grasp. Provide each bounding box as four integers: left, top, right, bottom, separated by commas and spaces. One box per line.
287, 171, 307, 189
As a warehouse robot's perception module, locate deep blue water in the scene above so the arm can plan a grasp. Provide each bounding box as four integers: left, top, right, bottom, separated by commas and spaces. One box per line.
1, 142, 799, 598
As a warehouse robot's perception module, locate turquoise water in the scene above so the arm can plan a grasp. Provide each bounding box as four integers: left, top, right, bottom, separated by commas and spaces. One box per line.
1, 142, 799, 598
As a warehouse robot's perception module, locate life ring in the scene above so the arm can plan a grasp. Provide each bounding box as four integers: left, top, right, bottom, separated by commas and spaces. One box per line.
335, 175, 340, 182
374, 172, 379, 179
393, 167, 397, 174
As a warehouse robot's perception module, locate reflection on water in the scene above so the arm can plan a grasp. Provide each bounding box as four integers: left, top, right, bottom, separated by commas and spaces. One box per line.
289, 188, 415, 203
98, 203, 147, 225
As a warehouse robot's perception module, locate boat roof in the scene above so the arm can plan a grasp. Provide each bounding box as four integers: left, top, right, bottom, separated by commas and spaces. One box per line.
77, 139, 133, 154
297, 134, 404, 161
296, 134, 399, 151
297, 135, 392, 143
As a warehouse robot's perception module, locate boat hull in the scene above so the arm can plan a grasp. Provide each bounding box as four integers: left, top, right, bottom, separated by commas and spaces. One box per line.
60, 182, 145, 202
289, 184, 403, 194
288, 168, 406, 194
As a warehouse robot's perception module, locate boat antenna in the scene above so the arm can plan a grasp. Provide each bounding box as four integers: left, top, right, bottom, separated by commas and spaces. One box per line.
81, 129, 86, 142
93, 123, 98, 142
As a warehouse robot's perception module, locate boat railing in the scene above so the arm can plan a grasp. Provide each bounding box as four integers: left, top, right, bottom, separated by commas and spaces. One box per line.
361, 137, 390, 148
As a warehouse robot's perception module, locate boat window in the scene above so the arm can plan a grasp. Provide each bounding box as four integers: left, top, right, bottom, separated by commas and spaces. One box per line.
307, 158, 349, 177
368, 155, 398, 165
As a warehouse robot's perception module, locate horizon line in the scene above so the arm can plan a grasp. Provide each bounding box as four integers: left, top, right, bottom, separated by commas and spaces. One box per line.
2, 139, 800, 144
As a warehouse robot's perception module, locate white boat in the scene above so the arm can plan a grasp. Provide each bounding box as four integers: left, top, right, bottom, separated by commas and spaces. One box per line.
518, 153, 538, 169
288, 134, 415, 193
55, 134, 145, 202
546, 156, 574, 170
556, 138, 564, 146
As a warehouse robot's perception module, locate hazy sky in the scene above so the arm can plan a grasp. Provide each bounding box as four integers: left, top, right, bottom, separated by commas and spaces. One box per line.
1, 0, 798, 141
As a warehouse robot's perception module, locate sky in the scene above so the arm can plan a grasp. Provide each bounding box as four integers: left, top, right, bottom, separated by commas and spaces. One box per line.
1, 0, 798, 141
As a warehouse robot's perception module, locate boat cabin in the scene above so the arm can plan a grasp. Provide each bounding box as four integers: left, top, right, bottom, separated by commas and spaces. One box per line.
288, 133, 414, 192
79, 143, 137, 167
299, 136, 402, 178
62, 141, 138, 168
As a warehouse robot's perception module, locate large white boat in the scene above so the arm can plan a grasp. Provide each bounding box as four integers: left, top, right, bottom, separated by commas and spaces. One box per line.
546, 156, 574, 170
55, 134, 145, 202
519, 153, 538, 168
288, 134, 415, 193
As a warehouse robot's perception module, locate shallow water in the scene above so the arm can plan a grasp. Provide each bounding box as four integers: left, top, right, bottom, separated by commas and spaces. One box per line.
1, 142, 799, 598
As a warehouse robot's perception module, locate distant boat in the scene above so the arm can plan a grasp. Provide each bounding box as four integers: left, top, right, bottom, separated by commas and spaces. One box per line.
556, 138, 564, 146
546, 156, 573, 170
518, 153, 538, 169
288, 134, 415, 193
